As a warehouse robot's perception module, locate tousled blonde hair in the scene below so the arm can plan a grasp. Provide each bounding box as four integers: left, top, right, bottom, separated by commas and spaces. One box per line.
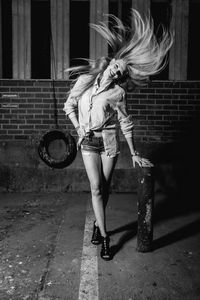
66, 9, 173, 95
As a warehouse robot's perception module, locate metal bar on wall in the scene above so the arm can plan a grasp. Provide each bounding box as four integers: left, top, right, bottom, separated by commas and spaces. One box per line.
102, 0, 109, 58
63, 0, 69, 77
50, 0, 70, 79
25, 0, 31, 78
90, 0, 108, 61
169, 0, 189, 80
12, 0, 31, 79
0, 0, 2, 78
90, 0, 96, 61
12, 0, 18, 78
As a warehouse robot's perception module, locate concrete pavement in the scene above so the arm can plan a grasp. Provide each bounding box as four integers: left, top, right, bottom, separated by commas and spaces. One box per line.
0, 192, 200, 300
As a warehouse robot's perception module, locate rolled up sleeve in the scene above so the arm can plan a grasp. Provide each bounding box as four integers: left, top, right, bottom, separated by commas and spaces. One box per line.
63, 75, 86, 117
115, 92, 134, 138
63, 96, 78, 117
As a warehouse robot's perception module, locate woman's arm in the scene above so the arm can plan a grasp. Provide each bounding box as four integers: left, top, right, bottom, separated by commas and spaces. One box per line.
63, 75, 86, 117
63, 76, 86, 130
63, 97, 81, 137
125, 135, 137, 156
67, 112, 79, 130
63, 76, 86, 148
125, 136, 153, 167
116, 91, 153, 167
67, 113, 85, 149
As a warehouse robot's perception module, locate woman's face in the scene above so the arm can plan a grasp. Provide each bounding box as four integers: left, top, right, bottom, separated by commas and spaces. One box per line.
102, 59, 127, 81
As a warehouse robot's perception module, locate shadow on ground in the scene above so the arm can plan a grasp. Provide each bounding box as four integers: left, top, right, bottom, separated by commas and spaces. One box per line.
108, 121, 200, 257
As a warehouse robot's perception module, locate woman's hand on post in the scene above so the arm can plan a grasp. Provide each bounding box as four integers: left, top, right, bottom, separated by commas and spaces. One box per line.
131, 154, 154, 168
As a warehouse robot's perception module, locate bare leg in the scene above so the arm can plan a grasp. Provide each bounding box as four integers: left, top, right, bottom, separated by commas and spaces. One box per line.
100, 153, 118, 261
101, 153, 118, 210
81, 151, 107, 237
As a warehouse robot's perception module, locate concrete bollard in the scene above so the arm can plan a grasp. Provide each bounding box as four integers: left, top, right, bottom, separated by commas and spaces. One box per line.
136, 165, 154, 252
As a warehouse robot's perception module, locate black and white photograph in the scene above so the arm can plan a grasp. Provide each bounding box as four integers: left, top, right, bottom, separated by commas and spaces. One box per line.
0, 0, 200, 299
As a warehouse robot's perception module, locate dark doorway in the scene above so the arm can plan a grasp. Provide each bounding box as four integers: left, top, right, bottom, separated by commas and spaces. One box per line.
31, 0, 51, 79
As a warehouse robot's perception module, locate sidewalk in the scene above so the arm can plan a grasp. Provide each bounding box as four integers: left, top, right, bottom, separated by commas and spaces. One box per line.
0, 192, 200, 300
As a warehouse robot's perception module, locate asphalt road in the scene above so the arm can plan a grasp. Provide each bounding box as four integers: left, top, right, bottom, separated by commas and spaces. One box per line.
0, 192, 200, 300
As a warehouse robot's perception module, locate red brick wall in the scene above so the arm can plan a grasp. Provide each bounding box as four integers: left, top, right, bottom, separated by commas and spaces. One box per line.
0, 80, 200, 142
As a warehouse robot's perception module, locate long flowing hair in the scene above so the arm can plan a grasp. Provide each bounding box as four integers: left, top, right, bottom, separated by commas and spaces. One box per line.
66, 9, 173, 96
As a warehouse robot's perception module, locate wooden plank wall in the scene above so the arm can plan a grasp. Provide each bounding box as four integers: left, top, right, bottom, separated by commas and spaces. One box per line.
50, 0, 70, 79
0, 0, 192, 81
12, 0, 31, 79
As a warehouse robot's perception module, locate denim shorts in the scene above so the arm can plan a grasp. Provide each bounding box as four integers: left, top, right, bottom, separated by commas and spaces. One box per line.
81, 134, 105, 154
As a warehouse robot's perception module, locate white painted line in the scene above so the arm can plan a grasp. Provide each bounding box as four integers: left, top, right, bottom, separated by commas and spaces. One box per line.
78, 199, 99, 300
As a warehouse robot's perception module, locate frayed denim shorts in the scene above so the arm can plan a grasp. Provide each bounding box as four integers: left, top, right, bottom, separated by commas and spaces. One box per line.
81, 132, 105, 155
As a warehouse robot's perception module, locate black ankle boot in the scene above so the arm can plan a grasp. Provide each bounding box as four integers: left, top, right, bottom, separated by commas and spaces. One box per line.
100, 236, 112, 261
91, 221, 102, 245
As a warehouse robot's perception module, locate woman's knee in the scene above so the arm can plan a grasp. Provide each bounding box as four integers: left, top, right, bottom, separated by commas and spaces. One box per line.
90, 183, 101, 197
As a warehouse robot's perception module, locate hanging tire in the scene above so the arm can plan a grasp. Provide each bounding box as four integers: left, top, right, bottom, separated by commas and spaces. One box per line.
38, 130, 77, 169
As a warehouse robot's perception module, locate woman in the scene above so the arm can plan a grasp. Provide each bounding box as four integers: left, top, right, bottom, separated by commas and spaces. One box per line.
63, 9, 173, 260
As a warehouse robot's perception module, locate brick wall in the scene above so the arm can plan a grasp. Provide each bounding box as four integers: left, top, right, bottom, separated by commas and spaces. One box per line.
0, 79, 200, 192
126, 81, 200, 143
0, 80, 200, 142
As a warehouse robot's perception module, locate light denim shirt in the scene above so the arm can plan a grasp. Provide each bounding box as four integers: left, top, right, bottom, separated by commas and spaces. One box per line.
63, 75, 134, 157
